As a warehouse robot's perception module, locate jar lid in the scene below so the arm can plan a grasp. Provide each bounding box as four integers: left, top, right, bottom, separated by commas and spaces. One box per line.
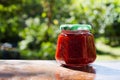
60, 24, 92, 31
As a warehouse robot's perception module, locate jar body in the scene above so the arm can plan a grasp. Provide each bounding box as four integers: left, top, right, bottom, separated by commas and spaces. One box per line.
55, 30, 96, 67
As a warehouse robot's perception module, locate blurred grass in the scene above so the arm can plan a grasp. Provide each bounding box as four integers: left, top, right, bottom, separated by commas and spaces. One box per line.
96, 37, 120, 61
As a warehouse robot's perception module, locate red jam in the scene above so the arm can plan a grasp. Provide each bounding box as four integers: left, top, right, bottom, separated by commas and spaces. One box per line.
55, 30, 96, 67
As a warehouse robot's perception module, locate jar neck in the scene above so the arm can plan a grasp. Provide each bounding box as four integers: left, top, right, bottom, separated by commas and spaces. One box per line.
61, 30, 90, 34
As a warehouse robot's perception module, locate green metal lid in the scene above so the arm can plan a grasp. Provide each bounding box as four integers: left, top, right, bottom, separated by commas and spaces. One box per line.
60, 24, 92, 31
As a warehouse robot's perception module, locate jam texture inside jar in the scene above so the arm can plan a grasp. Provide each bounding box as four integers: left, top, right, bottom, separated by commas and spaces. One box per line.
55, 24, 96, 67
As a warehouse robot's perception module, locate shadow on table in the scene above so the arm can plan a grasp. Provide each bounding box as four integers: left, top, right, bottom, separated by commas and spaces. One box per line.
55, 64, 96, 80
55, 64, 120, 80
61, 64, 96, 73
61, 64, 120, 76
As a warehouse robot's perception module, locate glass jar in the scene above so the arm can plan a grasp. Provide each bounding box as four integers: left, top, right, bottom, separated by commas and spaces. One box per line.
55, 24, 96, 67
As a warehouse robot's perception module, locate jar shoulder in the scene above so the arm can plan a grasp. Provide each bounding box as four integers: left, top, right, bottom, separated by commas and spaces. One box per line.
59, 32, 93, 37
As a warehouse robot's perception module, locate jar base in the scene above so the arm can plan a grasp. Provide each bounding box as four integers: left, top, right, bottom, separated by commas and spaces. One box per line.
61, 63, 88, 68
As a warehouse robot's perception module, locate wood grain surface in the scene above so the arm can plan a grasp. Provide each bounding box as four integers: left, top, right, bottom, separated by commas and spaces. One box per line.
0, 60, 119, 80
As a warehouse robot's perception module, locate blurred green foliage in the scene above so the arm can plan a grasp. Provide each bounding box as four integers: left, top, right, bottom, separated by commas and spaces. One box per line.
0, 0, 120, 59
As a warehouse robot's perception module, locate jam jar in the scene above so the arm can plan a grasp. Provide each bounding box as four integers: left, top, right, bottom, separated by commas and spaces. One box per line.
55, 24, 96, 67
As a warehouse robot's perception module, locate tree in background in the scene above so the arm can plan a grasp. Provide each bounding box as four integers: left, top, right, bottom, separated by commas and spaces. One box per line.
0, 0, 120, 59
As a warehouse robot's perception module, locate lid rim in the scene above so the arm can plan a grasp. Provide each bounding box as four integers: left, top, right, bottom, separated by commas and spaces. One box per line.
60, 24, 92, 31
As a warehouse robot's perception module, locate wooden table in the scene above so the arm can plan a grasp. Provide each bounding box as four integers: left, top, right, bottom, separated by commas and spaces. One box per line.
0, 60, 120, 80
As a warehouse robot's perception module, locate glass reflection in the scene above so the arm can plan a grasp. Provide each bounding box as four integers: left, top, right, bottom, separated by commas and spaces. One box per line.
55, 65, 96, 80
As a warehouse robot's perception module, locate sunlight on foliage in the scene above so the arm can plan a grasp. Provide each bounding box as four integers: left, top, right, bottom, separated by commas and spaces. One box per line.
0, 0, 120, 59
